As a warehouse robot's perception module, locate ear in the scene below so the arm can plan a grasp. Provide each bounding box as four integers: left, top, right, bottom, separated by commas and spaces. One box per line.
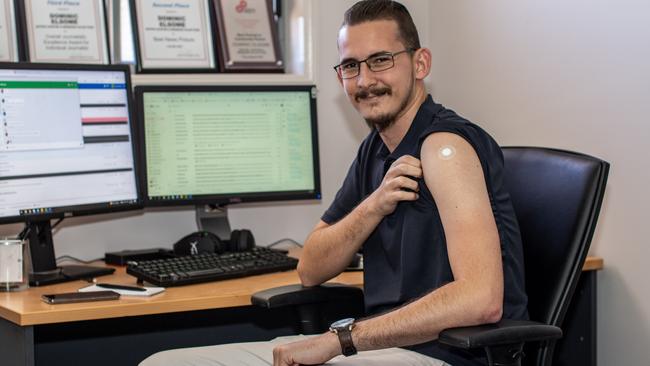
336, 71, 343, 86
413, 48, 432, 80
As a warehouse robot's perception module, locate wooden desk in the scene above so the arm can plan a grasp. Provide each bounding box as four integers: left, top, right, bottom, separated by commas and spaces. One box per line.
0, 265, 361, 366
0, 257, 602, 366
0, 266, 362, 327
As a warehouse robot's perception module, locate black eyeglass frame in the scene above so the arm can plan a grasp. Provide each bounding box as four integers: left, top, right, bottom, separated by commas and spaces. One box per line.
333, 48, 416, 79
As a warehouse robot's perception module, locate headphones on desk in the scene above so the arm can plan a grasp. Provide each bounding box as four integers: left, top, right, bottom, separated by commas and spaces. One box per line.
230, 229, 256, 252
172, 229, 256, 256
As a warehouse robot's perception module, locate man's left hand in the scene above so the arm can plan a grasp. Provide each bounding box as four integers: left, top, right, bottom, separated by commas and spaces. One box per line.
273, 332, 341, 366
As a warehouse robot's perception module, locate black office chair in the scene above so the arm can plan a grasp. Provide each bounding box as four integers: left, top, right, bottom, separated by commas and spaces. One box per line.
252, 147, 609, 366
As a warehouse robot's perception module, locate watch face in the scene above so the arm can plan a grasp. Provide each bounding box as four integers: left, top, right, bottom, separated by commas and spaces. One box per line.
331, 317, 355, 329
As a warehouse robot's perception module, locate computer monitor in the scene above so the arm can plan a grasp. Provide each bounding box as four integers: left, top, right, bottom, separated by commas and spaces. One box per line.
134, 85, 320, 239
0, 63, 140, 285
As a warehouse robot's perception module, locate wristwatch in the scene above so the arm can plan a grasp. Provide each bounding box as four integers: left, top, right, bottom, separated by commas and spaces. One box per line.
329, 318, 357, 356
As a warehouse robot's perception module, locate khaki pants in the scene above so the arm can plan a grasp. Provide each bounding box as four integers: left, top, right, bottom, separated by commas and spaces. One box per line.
139, 335, 451, 366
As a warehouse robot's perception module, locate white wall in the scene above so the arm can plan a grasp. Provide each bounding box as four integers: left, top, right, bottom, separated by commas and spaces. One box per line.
428, 1, 650, 365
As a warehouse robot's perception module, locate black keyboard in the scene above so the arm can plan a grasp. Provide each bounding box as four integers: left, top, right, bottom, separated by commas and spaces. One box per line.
126, 247, 298, 287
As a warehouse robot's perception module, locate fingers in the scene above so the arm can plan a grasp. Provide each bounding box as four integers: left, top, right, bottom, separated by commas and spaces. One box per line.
387, 155, 422, 180
393, 154, 421, 167
391, 175, 419, 193
273, 345, 287, 366
368, 155, 422, 216
386, 155, 422, 194
272, 345, 304, 366
389, 189, 419, 202
392, 155, 422, 170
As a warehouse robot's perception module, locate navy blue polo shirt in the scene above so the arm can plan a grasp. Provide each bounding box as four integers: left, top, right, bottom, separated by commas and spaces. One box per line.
322, 96, 528, 366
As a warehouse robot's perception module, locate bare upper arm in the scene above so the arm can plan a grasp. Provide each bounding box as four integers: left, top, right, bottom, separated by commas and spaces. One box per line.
420, 133, 502, 286
313, 220, 330, 231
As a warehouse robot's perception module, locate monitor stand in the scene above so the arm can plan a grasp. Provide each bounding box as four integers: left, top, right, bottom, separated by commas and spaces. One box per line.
195, 204, 232, 240
27, 220, 115, 286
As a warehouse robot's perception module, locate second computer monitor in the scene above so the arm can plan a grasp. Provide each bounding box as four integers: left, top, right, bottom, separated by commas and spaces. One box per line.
135, 85, 320, 207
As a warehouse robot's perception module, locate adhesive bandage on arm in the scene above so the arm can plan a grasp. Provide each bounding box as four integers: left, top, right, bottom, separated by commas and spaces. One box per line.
438, 146, 456, 160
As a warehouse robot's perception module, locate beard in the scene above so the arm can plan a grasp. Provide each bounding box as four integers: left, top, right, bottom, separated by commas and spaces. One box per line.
355, 81, 413, 132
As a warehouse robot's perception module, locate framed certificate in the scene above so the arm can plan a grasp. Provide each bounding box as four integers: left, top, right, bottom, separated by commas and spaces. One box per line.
18, 0, 110, 64
0, 0, 20, 61
213, 0, 283, 72
131, 0, 218, 73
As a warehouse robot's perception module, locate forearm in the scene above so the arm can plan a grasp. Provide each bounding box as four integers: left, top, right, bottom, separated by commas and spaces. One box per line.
298, 198, 383, 286
352, 279, 503, 351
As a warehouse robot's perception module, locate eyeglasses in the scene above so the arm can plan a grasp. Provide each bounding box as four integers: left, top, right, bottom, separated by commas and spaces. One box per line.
333, 49, 415, 79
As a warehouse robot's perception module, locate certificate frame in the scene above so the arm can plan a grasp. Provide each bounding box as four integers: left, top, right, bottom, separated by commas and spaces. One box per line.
130, 0, 219, 73
213, 0, 283, 73
17, 0, 111, 64
0, 0, 21, 61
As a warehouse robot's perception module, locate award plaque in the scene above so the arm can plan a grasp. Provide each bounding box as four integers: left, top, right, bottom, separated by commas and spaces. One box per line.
213, 0, 283, 72
0, 0, 19, 61
20, 0, 110, 64
131, 0, 217, 72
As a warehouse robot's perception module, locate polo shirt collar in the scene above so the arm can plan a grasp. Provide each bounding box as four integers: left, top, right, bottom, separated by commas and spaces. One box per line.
376, 95, 443, 162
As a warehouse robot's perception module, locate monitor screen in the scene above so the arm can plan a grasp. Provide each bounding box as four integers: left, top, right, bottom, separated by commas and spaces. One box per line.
0, 64, 140, 223
135, 85, 320, 206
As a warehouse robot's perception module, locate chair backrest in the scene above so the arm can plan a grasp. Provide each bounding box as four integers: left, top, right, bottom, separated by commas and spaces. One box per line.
501, 147, 609, 366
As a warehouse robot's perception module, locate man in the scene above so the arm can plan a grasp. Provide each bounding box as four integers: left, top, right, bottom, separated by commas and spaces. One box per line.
272, 1, 528, 365
141, 1, 527, 365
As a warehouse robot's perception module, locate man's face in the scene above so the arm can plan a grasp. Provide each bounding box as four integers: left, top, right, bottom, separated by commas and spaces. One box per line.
337, 20, 415, 131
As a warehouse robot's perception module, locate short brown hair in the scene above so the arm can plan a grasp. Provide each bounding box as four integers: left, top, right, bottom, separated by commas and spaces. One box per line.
342, 0, 421, 50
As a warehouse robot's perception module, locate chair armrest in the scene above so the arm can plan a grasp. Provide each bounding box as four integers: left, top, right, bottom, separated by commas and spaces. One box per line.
439, 319, 562, 349
251, 283, 363, 309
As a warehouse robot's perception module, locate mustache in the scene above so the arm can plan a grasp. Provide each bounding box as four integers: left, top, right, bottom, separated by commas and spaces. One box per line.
355, 86, 392, 102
